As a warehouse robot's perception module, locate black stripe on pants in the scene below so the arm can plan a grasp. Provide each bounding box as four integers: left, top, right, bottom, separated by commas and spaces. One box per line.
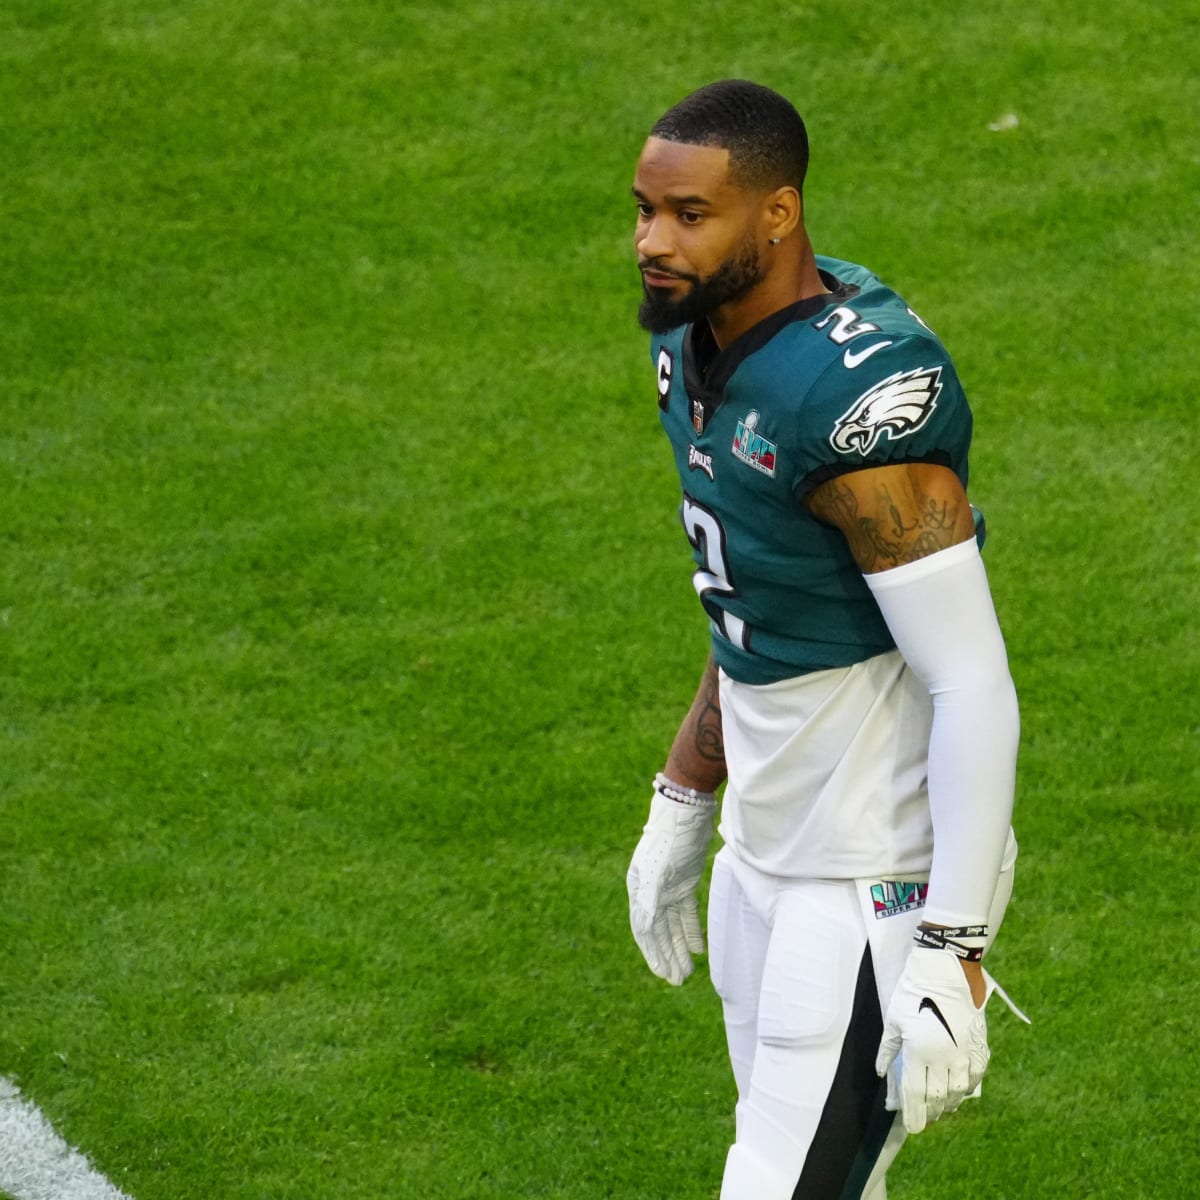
792, 944, 897, 1199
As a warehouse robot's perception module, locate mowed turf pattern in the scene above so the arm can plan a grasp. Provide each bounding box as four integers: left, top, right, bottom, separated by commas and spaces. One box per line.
1, 2, 1196, 1197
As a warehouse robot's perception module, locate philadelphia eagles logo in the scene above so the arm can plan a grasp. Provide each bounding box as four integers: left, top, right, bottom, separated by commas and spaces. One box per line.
829, 367, 943, 456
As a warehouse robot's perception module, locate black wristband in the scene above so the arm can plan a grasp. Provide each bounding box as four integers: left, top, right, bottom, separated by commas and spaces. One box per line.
914, 925, 987, 963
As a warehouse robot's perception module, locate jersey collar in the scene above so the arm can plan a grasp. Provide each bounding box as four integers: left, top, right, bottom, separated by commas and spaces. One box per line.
683, 269, 860, 417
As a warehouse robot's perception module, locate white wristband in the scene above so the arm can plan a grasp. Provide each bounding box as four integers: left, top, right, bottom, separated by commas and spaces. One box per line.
653, 772, 717, 810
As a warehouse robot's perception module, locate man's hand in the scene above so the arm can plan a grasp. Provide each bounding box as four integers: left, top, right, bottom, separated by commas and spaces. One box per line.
626, 780, 715, 986
875, 946, 990, 1134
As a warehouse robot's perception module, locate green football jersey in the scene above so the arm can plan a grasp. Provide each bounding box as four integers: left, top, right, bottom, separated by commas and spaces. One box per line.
654, 255, 978, 686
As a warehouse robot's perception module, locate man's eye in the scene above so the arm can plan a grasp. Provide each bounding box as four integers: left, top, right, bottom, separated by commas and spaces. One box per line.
679, 211, 703, 225
636, 204, 654, 218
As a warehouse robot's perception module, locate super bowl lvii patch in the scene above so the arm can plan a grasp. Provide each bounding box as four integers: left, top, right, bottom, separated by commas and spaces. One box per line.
871, 880, 929, 918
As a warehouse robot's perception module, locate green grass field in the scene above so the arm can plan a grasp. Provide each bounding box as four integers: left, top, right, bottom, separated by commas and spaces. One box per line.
1, 1, 1197, 1197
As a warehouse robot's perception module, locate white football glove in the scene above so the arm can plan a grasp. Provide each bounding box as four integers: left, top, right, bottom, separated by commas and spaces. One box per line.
626, 781, 715, 986
876, 946, 998, 1134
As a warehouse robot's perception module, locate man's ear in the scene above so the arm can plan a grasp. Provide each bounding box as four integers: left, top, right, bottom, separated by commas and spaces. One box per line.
765, 185, 802, 242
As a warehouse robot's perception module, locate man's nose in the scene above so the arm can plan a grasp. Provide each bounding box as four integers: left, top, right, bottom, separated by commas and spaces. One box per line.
636, 215, 673, 263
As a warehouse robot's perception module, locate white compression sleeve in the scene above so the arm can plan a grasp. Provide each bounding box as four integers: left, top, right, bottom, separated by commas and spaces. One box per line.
865, 538, 1018, 927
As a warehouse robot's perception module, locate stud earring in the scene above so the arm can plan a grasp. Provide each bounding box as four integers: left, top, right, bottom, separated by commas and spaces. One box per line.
769, 237, 781, 245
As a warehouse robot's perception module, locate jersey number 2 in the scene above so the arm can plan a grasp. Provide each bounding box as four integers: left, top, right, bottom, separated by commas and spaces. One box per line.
681, 496, 749, 650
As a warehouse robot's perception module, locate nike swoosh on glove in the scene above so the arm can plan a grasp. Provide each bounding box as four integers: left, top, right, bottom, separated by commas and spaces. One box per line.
626, 790, 715, 986
875, 946, 1017, 1134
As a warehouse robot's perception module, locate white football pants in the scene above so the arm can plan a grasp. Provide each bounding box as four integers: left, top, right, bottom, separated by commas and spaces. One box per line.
708, 838, 1016, 1200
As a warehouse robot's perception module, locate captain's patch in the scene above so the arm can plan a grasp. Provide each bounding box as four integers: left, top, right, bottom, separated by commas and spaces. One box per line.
656, 348, 673, 413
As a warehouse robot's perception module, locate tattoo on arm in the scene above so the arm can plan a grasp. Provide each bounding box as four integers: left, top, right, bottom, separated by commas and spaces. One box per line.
665, 656, 727, 791
808, 470, 972, 573
693, 672, 724, 764
887, 498, 916, 539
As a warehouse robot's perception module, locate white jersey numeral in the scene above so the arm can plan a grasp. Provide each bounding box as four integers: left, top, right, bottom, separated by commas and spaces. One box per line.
815, 305, 880, 345
681, 496, 749, 649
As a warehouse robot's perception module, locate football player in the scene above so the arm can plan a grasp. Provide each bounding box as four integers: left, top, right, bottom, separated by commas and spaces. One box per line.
625, 80, 1026, 1200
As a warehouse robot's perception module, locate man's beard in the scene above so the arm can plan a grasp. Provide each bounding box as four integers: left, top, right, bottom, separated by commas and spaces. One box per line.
637, 236, 765, 334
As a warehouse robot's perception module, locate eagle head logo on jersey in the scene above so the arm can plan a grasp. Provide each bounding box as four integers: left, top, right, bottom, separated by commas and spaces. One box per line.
830, 367, 943, 457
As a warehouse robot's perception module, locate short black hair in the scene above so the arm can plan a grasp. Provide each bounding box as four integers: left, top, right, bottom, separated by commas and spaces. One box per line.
650, 80, 809, 193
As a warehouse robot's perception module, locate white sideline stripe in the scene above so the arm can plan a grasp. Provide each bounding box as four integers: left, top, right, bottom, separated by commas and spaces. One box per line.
0, 1078, 133, 1200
